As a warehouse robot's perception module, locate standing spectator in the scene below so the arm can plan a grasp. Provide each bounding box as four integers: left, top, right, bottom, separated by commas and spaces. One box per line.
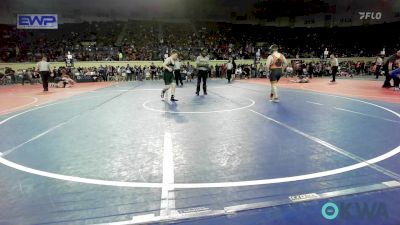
375, 54, 383, 79
315, 62, 322, 77
150, 62, 157, 80
307, 62, 314, 79
226, 59, 233, 83
210, 65, 214, 78
186, 64, 193, 82
126, 64, 133, 81
355, 61, 361, 75
98, 65, 107, 81
144, 66, 151, 80
360, 61, 366, 75
215, 64, 220, 78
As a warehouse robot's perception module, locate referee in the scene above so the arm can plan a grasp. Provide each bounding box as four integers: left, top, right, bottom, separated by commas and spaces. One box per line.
36, 56, 52, 92
329, 54, 338, 82
196, 49, 210, 95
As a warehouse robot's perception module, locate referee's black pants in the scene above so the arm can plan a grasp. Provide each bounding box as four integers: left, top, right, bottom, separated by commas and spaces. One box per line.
196, 70, 208, 94
227, 69, 232, 83
331, 66, 338, 82
40, 71, 50, 91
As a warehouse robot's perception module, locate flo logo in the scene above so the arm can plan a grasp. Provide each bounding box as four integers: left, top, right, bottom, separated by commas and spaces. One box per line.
359, 12, 382, 20
321, 202, 389, 220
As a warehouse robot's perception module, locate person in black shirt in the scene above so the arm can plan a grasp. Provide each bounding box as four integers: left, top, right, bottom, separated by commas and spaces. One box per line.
150, 62, 157, 80
196, 49, 210, 95
126, 64, 133, 81
307, 62, 314, 79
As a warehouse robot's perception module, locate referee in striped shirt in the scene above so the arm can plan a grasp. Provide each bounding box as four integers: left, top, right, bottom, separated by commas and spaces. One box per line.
329, 54, 339, 82
36, 56, 53, 92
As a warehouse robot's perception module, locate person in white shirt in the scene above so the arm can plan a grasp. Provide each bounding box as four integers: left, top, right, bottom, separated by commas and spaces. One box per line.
329, 54, 339, 82
186, 64, 193, 83
226, 59, 233, 83
235, 67, 242, 79
35, 56, 53, 92
174, 58, 183, 86
375, 54, 383, 79
265, 45, 287, 102
144, 66, 151, 80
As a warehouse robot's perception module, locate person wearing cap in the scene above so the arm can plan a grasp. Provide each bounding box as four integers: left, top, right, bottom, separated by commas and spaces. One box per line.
35, 56, 53, 92
265, 44, 287, 102
196, 49, 210, 95
161, 50, 179, 101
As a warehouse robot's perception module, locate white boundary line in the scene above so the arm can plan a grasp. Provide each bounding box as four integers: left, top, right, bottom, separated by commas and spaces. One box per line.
0, 96, 38, 114
0, 87, 399, 188
334, 107, 400, 124
142, 97, 255, 114
98, 180, 400, 225
160, 132, 175, 216
298, 86, 400, 100
248, 109, 400, 180
305, 101, 324, 106
0, 93, 116, 125
1, 121, 69, 157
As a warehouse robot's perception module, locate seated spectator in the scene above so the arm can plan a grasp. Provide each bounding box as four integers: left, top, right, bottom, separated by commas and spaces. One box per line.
5, 67, 16, 84
235, 66, 243, 79
21, 69, 34, 85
